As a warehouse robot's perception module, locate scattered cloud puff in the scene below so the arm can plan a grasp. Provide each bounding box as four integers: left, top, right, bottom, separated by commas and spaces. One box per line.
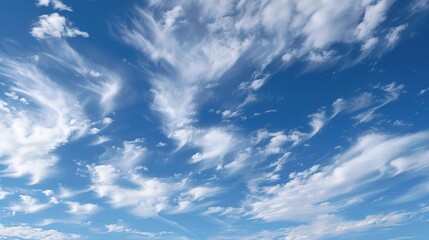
419, 87, 429, 95
385, 24, 408, 49
65, 201, 99, 215
36, 0, 72, 11
31, 13, 88, 40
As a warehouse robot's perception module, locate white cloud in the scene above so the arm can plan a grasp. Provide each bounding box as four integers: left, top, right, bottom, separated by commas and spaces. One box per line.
91, 135, 112, 145
357, 83, 404, 123
283, 212, 412, 240
307, 50, 336, 63
156, 141, 167, 147
65, 201, 99, 215
385, 24, 408, 48
355, 0, 391, 41
102, 117, 113, 125
265, 133, 289, 155
220, 109, 242, 120
89, 70, 102, 78
89, 127, 100, 135
185, 186, 222, 201
0, 188, 11, 200
4, 91, 18, 100
253, 109, 277, 117
31, 13, 88, 40
88, 164, 181, 217
419, 87, 429, 95
44, 40, 122, 114
117, 1, 406, 161
106, 223, 168, 238
37, 0, 72, 11
223, 147, 253, 173
250, 73, 270, 91
87, 162, 222, 217
163, 6, 183, 30
9, 195, 52, 214
361, 37, 379, 51
101, 139, 147, 172
0, 58, 89, 184
245, 131, 429, 222
192, 129, 234, 159
410, 0, 429, 13
0, 224, 80, 240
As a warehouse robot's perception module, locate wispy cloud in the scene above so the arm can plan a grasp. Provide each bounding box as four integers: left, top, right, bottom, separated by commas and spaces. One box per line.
0, 57, 89, 184
283, 211, 412, 240
242, 131, 429, 222
116, 1, 407, 166
43, 40, 122, 115
9, 195, 57, 214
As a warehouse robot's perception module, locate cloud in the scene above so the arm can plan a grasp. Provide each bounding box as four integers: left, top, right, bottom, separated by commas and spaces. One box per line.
329, 82, 404, 124
0, 57, 89, 184
105, 223, 170, 238
91, 135, 112, 145
101, 139, 147, 172
410, 0, 429, 13
36, 0, 72, 11
393, 181, 429, 203
354, 82, 404, 123
283, 212, 412, 240
185, 186, 222, 201
245, 131, 429, 222
87, 164, 181, 217
43, 40, 122, 114
163, 6, 183, 30
355, 0, 392, 41
0, 188, 10, 200
116, 1, 408, 161
0, 224, 80, 240
31, 13, 88, 40
87, 160, 223, 217
65, 201, 99, 215
419, 87, 429, 95
9, 195, 54, 214
385, 24, 408, 49
191, 128, 235, 164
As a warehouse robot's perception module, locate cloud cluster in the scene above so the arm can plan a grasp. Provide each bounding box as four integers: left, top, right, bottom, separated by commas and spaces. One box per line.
117, 1, 410, 171
31, 13, 88, 40
0, 224, 80, 240
37, 0, 72, 11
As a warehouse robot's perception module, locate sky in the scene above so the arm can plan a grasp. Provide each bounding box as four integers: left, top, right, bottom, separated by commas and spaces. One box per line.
0, 0, 429, 239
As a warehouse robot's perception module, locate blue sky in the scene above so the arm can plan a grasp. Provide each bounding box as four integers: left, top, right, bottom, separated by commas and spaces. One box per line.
0, 0, 429, 239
